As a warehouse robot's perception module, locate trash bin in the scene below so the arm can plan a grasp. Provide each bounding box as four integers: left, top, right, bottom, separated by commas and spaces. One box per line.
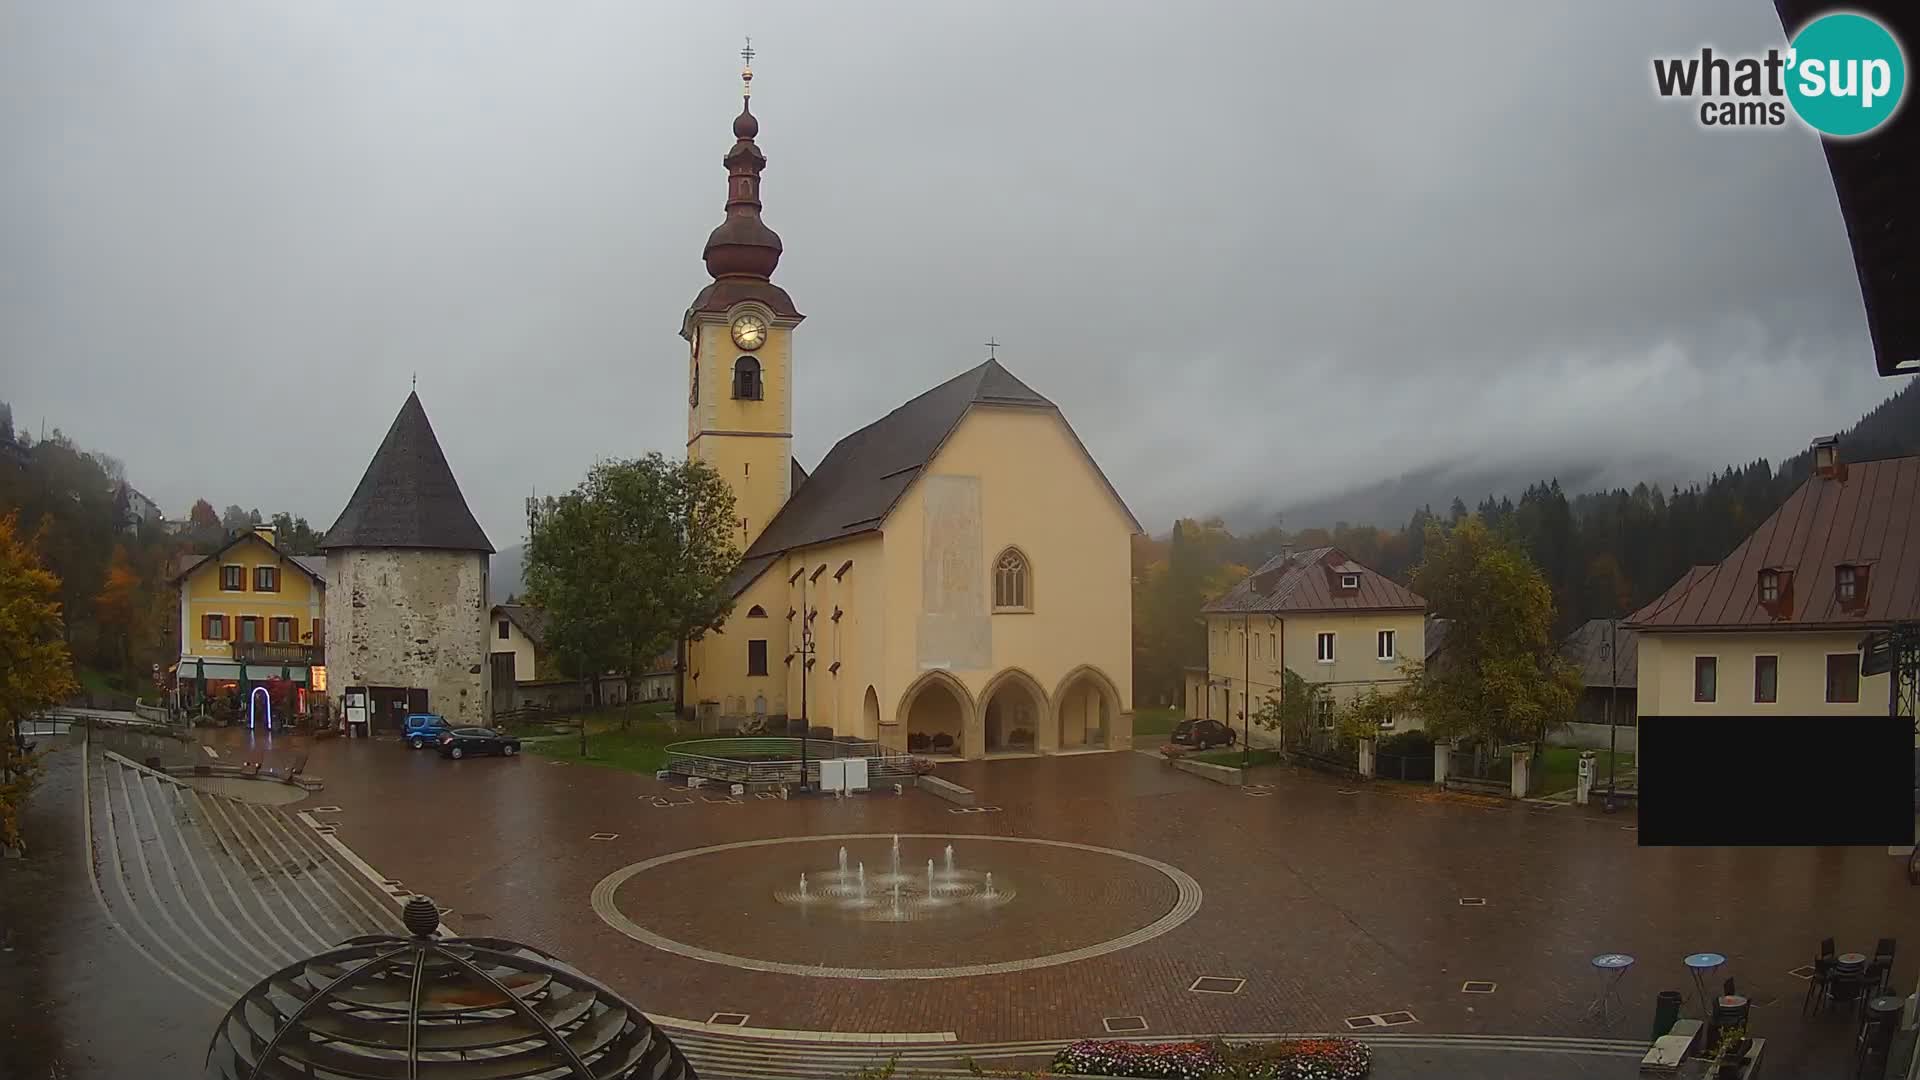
1652, 990, 1684, 1041
1855, 994, 1904, 1080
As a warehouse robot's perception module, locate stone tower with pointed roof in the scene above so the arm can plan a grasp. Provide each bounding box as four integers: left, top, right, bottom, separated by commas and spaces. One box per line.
678, 53, 1142, 760
322, 392, 495, 725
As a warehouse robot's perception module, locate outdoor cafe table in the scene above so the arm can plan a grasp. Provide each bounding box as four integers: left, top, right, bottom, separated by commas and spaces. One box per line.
1684, 952, 1727, 1018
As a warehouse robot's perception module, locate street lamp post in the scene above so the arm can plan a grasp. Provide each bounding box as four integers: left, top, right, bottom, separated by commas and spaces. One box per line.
1603, 618, 1618, 813
789, 566, 814, 793
1242, 613, 1251, 772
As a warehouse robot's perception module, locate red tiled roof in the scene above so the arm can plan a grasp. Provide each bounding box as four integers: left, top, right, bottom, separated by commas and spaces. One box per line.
1202, 546, 1426, 615
1625, 454, 1920, 631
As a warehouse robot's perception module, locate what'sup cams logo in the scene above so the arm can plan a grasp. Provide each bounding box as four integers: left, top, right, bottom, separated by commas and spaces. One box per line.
1653, 11, 1906, 136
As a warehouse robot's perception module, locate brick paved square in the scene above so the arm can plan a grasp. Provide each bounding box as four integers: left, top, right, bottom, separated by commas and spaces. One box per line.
164, 731, 1918, 1078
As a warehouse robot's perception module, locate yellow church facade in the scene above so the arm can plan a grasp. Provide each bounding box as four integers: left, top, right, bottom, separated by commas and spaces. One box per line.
680, 68, 1137, 758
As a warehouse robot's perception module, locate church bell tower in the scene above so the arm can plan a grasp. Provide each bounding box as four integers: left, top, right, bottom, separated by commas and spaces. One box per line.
682, 41, 804, 553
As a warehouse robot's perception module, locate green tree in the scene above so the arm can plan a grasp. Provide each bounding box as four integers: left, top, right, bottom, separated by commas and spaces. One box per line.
1398, 516, 1579, 751
1251, 668, 1327, 750
523, 455, 738, 730
267, 512, 322, 554
0, 513, 79, 851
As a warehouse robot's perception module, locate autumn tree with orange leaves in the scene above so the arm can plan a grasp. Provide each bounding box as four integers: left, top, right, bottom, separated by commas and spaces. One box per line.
0, 513, 79, 852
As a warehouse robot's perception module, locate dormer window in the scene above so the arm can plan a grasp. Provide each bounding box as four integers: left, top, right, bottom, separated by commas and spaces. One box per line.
1340, 573, 1360, 590
1812, 435, 1839, 477
732, 356, 762, 400
1835, 563, 1869, 610
1758, 570, 1780, 604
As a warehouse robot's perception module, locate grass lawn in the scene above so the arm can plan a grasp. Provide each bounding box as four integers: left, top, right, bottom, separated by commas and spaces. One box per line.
1534, 746, 1634, 795
74, 664, 125, 695
1133, 706, 1182, 739
523, 702, 681, 774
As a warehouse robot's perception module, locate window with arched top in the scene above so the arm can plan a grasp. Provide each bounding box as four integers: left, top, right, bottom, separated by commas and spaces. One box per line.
733, 356, 762, 400
746, 605, 767, 618
992, 548, 1031, 612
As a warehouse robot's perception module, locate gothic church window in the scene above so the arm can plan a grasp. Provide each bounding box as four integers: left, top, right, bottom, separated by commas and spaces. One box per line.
993, 548, 1031, 612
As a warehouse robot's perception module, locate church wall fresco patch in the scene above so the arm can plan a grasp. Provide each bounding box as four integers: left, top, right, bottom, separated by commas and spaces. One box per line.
919, 475, 990, 671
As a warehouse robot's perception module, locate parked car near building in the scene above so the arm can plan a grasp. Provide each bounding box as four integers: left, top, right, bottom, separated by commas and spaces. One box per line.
437, 727, 521, 759
1170, 718, 1237, 750
402, 713, 452, 749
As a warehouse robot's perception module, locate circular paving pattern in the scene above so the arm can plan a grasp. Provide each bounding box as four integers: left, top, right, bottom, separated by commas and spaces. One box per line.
591, 833, 1203, 979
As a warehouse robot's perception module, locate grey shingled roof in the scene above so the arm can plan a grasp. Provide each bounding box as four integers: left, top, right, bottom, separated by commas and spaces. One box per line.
727, 359, 1140, 595
1203, 547, 1426, 615
494, 603, 549, 646
320, 392, 494, 553
1560, 618, 1638, 689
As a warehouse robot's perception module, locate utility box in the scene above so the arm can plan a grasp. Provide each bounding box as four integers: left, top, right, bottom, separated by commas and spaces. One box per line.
1577, 752, 1595, 805
818, 758, 871, 795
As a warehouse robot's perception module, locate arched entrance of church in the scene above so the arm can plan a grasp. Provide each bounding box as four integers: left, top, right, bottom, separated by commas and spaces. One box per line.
980, 669, 1046, 755
899, 672, 971, 757
862, 685, 881, 740
1054, 666, 1121, 751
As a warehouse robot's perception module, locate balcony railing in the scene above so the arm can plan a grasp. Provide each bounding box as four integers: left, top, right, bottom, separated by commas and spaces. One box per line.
230, 641, 322, 666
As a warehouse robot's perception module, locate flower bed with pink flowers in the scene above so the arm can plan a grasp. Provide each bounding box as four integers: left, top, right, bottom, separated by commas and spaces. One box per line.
1048, 1037, 1372, 1079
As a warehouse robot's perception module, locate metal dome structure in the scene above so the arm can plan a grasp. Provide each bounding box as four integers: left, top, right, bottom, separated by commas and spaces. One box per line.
205, 896, 697, 1079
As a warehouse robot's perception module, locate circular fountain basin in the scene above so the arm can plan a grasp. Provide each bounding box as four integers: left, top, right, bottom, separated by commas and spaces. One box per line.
593, 833, 1202, 979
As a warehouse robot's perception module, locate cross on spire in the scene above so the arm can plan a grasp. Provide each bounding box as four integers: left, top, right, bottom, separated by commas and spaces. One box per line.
984, 337, 1001, 360
740, 36, 755, 96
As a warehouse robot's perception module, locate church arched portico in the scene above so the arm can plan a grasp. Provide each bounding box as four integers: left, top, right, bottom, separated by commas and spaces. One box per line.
979, 668, 1048, 755
1053, 665, 1122, 751
898, 670, 974, 758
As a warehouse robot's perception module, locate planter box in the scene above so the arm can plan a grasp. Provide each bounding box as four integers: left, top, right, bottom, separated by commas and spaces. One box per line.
916, 774, 975, 806
1173, 758, 1245, 786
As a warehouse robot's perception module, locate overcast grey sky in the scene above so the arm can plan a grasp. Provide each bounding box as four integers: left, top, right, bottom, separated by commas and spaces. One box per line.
0, 2, 1899, 547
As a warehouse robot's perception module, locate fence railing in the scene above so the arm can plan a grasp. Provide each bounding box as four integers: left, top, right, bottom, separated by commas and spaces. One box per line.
663, 737, 919, 787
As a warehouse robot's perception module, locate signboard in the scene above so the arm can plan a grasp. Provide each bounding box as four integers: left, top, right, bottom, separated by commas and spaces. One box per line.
310, 665, 328, 692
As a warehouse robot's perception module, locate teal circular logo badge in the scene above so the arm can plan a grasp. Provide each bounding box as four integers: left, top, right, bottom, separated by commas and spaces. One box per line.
1786, 13, 1906, 137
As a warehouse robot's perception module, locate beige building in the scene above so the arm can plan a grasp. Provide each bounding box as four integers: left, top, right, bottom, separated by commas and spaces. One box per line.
490, 603, 546, 682
1192, 548, 1427, 741
677, 78, 1139, 758
1625, 438, 1916, 732
487, 603, 675, 713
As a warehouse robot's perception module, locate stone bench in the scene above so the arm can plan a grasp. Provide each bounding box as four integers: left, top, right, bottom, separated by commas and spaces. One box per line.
916, 774, 975, 806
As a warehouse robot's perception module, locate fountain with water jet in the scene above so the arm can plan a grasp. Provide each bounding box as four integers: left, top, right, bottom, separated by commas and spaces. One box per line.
773, 838, 1013, 922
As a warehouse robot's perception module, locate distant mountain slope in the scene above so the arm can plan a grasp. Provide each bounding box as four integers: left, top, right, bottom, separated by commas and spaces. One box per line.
1223, 454, 1698, 534
490, 544, 525, 604
1229, 379, 1917, 534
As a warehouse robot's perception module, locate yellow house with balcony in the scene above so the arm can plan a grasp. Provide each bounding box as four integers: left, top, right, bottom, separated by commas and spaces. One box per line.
170, 525, 327, 707
1194, 547, 1427, 744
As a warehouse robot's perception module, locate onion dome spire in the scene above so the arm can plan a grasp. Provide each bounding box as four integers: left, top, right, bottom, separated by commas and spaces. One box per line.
703, 37, 783, 281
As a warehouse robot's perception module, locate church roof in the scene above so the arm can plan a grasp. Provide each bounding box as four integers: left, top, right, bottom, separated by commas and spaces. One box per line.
320, 392, 494, 553
726, 358, 1140, 595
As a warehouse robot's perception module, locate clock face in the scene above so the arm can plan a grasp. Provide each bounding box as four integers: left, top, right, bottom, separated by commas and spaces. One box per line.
730, 314, 768, 351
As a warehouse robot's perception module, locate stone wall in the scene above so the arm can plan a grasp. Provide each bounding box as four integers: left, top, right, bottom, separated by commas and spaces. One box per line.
327, 548, 489, 724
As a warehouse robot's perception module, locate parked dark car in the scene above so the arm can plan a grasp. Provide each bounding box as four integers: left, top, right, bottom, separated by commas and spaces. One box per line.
402, 713, 452, 749
437, 727, 522, 759
1170, 718, 1236, 749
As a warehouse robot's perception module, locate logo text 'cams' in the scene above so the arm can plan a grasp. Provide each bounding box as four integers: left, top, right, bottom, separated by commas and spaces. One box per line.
1653, 14, 1905, 137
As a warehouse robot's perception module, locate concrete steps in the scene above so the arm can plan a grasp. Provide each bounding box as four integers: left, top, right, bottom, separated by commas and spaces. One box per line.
86, 749, 405, 1008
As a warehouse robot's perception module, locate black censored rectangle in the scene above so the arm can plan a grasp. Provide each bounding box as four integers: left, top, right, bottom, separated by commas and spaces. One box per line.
1638, 716, 1916, 846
